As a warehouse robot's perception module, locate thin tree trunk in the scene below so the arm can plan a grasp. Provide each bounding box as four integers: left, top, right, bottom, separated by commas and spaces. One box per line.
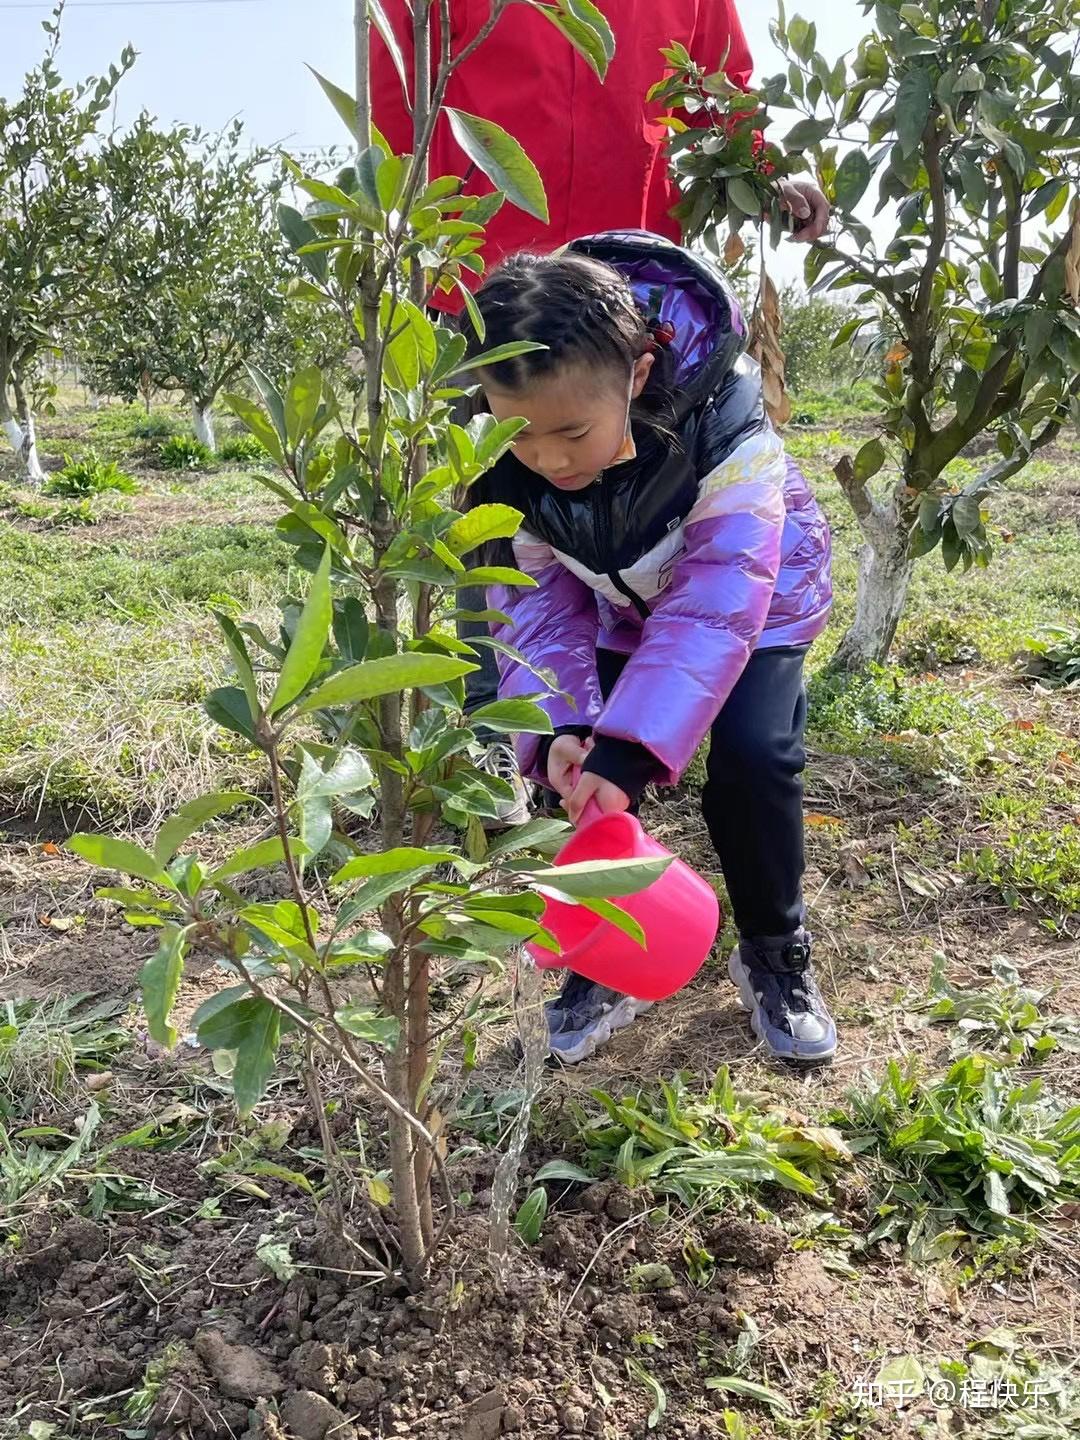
11, 376, 46, 485
191, 400, 216, 451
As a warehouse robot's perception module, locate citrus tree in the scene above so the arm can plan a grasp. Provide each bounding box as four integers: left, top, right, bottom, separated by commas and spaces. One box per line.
0, 6, 165, 481
656, 0, 1080, 666
67, 0, 656, 1282
78, 122, 288, 451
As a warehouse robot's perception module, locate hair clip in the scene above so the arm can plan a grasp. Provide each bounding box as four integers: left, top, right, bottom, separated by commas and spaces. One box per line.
649, 319, 676, 348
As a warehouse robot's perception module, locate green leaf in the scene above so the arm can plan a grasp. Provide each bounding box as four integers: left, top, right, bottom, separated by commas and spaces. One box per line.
209, 838, 309, 885
513, 1186, 548, 1244
449, 340, 547, 377
334, 1005, 400, 1049
467, 700, 553, 734
270, 545, 332, 715
368, 0, 409, 108
245, 364, 289, 451
873, 1355, 925, 1400
525, 855, 672, 899
140, 923, 188, 1048
626, 1358, 667, 1430
284, 366, 322, 449
532, 1159, 592, 1184
727, 176, 762, 216
896, 68, 933, 156
332, 596, 369, 662
154, 791, 254, 866
306, 66, 385, 146
833, 149, 871, 210
299, 746, 374, 799
853, 437, 886, 482
214, 610, 259, 715
232, 1000, 282, 1117
332, 846, 459, 883
576, 895, 647, 947
533, 0, 615, 78
446, 503, 524, 557
446, 109, 549, 222
459, 566, 538, 588
67, 834, 174, 888
223, 393, 286, 467
705, 1377, 792, 1413
204, 686, 259, 745
297, 653, 478, 713
487, 816, 571, 857
784, 116, 832, 149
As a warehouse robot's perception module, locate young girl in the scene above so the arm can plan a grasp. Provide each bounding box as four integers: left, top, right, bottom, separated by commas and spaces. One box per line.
468, 231, 835, 1066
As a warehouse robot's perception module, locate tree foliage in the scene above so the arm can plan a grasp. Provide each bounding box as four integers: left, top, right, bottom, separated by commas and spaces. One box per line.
657, 0, 1080, 664
0, 11, 166, 480
78, 122, 289, 448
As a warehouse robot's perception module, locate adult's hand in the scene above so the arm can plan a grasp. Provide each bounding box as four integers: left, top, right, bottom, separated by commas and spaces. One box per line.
777, 178, 830, 243
566, 770, 630, 827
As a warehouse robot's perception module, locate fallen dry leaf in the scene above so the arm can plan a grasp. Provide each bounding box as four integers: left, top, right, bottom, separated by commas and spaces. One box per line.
84, 1072, 114, 1092
1014, 718, 1035, 732
41, 841, 60, 856
806, 812, 843, 828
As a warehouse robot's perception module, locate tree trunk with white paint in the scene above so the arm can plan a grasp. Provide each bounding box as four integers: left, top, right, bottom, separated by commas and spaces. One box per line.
831, 466, 915, 670
832, 529, 914, 670
2, 380, 46, 484
191, 400, 216, 452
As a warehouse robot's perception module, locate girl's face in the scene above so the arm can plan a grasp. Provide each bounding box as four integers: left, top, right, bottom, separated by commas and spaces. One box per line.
483, 354, 654, 493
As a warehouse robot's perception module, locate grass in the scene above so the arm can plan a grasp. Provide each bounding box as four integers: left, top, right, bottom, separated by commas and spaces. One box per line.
0, 452, 292, 819
835, 1053, 1080, 1258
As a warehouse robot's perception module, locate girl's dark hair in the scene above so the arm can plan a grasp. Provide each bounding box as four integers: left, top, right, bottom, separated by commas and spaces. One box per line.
468, 250, 676, 436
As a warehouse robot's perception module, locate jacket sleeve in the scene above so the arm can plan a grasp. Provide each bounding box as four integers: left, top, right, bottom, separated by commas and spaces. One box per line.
588, 428, 788, 787
488, 530, 603, 784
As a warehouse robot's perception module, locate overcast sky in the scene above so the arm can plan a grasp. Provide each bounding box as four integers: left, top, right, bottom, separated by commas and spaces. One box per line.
1, 0, 871, 284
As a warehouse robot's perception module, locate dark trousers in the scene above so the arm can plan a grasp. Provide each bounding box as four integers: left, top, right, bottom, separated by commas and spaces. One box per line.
597, 645, 808, 940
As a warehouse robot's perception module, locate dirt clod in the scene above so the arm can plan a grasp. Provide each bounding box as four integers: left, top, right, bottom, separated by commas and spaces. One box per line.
280, 1388, 357, 1440
194, 1329, 285, 1400
704, 1215, 790, 1269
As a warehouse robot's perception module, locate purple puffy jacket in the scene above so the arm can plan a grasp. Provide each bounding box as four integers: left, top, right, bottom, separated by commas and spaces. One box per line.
482, 231, 833, 788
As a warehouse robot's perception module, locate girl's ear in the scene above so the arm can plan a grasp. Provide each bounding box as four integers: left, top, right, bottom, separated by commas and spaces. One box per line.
630, 350, 655, 399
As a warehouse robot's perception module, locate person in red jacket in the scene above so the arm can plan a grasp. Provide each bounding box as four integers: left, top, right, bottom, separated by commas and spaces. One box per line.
371, 0, 829, 292
372, 0, 829, 827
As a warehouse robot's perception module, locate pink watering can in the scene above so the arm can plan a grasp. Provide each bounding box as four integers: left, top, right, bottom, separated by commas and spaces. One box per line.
525, 795, 721, 1002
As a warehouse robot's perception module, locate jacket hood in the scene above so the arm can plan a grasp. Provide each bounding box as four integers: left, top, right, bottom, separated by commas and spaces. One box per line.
566, 230, 747, 419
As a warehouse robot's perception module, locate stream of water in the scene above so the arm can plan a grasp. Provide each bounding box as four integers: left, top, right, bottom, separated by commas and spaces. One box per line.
488, 950, 548, 1271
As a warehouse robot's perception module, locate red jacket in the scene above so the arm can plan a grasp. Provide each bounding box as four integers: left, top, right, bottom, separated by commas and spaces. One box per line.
371, 0, 752, 303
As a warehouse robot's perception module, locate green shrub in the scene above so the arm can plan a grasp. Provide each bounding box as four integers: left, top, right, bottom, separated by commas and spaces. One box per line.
132, 413, 177, 440
43, 450, 138, 497
159, 434, 214, 471
1022, 625, 1080, 690
780, 287, 864, 394
218, 432, 269, 464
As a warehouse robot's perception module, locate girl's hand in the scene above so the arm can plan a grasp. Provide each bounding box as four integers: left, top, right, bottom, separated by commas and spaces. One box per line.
567, 770, 630, 826
547, 734, 594, 799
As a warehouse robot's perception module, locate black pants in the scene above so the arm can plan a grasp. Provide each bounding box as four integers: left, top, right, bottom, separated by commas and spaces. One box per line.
597, 646, 808, 940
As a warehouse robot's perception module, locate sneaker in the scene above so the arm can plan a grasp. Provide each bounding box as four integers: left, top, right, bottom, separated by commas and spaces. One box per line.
727, 931, 837, 1063
545, 971, 652, 1065
474, 737, 532, 829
